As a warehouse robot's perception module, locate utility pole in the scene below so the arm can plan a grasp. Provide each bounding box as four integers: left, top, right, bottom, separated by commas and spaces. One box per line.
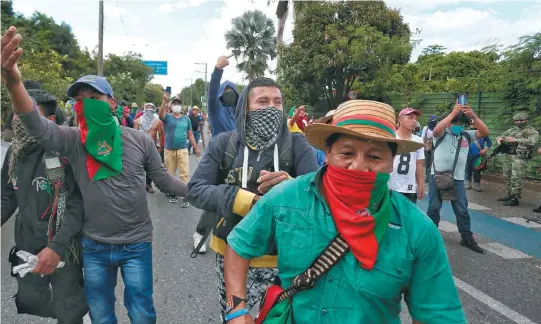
98, 0, 104, 76
195, 62, 208, 110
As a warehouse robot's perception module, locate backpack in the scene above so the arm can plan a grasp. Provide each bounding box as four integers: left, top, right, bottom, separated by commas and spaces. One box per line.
191, 132, 295, 258
219, 131, 294, 179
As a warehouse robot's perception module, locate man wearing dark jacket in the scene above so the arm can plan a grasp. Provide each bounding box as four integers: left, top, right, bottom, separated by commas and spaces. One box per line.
187, 77, 319, 321
192, 55, 240, 252
1, 89, 88, 323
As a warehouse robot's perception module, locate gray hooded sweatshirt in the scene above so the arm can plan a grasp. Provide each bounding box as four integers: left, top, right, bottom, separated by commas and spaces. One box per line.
187, 78, 318, 262
17, 102, 187, 244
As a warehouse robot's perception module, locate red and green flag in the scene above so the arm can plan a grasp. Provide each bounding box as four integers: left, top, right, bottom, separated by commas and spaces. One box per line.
75, 98, 123, 181
322, 164, 391, 270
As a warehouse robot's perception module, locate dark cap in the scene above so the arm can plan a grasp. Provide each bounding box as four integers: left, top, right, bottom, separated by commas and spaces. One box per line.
67, 75, 114, 98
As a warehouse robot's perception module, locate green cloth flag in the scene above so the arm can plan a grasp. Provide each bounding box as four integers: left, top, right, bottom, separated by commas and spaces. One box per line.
75, 98, 123, 181
262, 299, 293, 324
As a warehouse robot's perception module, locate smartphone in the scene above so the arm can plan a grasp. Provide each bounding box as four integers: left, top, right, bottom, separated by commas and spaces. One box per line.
458, 93, 467, 105
165, 86, 172, 94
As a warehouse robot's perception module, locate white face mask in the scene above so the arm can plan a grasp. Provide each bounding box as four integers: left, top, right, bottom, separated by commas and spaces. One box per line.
172, 105, 182, 114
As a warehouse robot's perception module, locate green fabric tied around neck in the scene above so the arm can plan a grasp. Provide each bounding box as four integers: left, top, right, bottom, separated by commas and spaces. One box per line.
76, 98, 123, 181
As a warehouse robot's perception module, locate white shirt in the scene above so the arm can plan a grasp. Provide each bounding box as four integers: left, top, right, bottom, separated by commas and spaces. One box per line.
388, 134, 425, 193
421, 126, 433, 143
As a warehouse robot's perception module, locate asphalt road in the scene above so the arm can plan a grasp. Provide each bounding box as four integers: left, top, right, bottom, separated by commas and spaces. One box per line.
1, 135, 541, 324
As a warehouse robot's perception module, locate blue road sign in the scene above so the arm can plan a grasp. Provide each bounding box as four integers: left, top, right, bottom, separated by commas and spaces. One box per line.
143, 61, 168, 75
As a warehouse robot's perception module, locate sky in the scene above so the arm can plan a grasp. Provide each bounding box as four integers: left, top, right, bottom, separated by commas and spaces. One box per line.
11, 0, 541, 96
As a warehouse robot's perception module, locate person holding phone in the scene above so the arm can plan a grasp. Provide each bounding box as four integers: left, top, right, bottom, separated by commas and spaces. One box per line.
427, 98, 490, 254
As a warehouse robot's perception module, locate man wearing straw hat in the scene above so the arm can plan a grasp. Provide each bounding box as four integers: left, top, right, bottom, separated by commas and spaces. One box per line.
223, 100, 465, 323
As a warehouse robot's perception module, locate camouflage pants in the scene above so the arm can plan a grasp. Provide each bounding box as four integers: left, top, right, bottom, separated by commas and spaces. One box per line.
216, 254, 278, 322
503, 155, 529, 197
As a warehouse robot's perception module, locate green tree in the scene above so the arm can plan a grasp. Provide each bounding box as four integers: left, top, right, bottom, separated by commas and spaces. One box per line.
421, 44, 447, 56
103, 52, 153, 102
144, 83, 164, 106
225, 10, 277, 81
500, 32, 541, 129
278, 1, 412, 109
266, 0, 309, 45
179, 78, 209, 107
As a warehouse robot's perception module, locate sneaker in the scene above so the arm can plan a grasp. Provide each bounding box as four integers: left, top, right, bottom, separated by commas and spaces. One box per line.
497, 195, 512, 201
503, 196, 519, 206
193, 232, 207, 253
180, 197, 190, 208
472, 182, 482, 192
464, 181, 471, 190
460, 237, 484, 253
169, 196, 178, 203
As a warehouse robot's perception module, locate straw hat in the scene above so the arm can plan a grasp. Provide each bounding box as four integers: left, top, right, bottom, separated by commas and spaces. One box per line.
305, 100, 424, 155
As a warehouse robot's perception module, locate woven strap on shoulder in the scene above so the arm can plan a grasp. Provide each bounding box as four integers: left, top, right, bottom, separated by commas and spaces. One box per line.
276, 235, 349, 303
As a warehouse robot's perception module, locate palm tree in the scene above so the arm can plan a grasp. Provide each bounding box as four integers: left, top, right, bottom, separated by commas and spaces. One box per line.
268, 0, 310, 45
225, 10, 277, 81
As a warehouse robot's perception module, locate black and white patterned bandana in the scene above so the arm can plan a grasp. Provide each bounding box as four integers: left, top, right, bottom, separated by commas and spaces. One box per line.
245, 107, 283, 150
9, 117, 38, 181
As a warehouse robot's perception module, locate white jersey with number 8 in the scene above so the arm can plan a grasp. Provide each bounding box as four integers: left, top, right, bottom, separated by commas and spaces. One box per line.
389, 134, 425, 193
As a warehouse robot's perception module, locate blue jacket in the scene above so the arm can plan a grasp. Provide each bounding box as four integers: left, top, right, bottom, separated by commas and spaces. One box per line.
207, 67, 239, 137
468, 136, 492, 156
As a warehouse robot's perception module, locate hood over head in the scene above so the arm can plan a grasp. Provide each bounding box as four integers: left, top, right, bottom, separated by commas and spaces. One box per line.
234, 77, 288, 147
218, 80, 239, 102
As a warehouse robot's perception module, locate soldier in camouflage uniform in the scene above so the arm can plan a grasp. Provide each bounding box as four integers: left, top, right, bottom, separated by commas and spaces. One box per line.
496, 112, 539, 206
534, 147, 541, 214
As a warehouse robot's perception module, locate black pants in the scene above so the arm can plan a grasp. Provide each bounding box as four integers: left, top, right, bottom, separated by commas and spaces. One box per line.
424, 150, 432, 182
195, 211, 218, 236
146, 146, 161, 187
465, 155, 481, 183
399, 192, 417, 204
14, 262, 88, 323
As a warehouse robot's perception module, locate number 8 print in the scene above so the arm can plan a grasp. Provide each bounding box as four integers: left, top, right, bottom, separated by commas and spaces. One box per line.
397, 153, 411, 175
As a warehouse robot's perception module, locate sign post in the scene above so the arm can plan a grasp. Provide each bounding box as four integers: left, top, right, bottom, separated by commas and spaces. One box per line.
143, 61, 168, 75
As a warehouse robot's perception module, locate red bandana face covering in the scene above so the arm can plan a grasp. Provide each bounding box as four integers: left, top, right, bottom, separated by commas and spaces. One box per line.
322, 164, 391, 270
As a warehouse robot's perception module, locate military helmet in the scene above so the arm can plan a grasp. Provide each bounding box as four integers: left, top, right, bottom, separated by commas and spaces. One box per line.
513, 112, 529, 121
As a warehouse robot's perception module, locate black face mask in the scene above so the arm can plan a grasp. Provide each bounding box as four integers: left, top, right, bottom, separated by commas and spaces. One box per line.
428, 120, 437, 130
221, 92, 237, 107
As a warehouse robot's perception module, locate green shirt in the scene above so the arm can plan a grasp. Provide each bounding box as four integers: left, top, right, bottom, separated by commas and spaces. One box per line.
227, 170, 466, 324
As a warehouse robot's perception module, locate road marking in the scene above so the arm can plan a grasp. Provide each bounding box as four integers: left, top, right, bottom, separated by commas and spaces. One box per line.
453, 277, 537, 324
480, 243, 532, 259
468, 202, 491, 211
438, 220, 459, 233
504, 217, 541, 229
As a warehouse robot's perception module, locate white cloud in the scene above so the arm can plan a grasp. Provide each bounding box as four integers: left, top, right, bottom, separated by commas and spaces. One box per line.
104, 2, 127, 19
123, 0, 293, 95
157, 0, 207, 12
158, 3, 175, 13
406, 5, 541, 59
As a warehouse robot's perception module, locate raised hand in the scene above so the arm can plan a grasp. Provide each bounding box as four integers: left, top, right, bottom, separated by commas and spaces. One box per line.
1, 26, 23, 88
216, 56, 230, 70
